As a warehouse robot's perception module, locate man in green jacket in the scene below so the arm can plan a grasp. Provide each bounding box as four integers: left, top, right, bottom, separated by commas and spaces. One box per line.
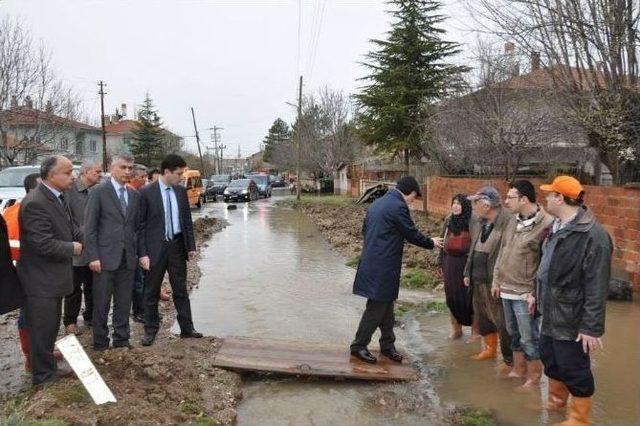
535, 176, 611, 426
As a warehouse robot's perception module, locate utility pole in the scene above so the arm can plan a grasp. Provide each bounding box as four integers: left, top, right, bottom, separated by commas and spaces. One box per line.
207, 125, 223, 174
98, 81, 108, 172
190, 107, 205, 173
218, 144, 227, 174
296, 75, 303, 200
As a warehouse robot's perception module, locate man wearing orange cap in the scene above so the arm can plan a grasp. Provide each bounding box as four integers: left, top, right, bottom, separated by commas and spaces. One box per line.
533, 176, 611, 425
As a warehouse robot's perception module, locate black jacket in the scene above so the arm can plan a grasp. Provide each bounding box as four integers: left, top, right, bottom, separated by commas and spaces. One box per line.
353, 189, 434, 302
537, 208, 612, 340
138, 181, 196, 267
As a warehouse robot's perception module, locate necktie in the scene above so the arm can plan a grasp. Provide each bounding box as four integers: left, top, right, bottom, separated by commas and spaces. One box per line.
118, 187, 127, 216
58, 193, 73, 224
165, 187, 174, 240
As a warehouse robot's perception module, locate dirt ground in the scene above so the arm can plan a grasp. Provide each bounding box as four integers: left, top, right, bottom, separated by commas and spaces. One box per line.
1, 216, 243, 425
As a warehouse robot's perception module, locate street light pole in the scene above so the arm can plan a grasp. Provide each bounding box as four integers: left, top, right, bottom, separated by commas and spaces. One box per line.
296, 75, 303, 200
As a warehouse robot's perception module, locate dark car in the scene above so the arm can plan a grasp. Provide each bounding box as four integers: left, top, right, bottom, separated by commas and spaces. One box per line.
208, 174, 232, 195
248, 174, 272, 198
203, 179, 218, 202
223, 179, 259, 202
270, 175, 286, 188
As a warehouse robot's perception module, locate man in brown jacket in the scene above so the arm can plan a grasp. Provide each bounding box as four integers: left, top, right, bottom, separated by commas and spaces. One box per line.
464, 187, 513, 369
492, 180, 553, 389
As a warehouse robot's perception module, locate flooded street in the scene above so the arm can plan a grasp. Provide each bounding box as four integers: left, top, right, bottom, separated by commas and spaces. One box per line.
191, 191, 640, 426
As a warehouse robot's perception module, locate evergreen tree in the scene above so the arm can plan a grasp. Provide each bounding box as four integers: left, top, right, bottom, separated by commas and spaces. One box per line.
355, 0, 466, 165
262, 118, 291, 162
131, 93, 165, 166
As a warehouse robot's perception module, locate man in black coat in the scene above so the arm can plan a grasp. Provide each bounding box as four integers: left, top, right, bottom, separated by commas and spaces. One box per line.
138, 154, 202, 346
350, 177, 442, 364
17, 155, 82, 385
84, 154, 141, 350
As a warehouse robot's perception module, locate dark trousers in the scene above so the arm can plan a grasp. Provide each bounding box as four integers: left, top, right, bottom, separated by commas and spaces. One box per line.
24, 295, 62, 385
473, 281, 515, 365
131, 266, 146, 317
63, 266, 93, 326
540, 334, 595, 397
143, 235, 194, 336
92, 258, 135, 348
350, 299, 396, 352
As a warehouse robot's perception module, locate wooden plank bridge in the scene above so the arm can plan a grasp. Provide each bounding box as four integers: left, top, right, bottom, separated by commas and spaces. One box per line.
210, 337, 418, 382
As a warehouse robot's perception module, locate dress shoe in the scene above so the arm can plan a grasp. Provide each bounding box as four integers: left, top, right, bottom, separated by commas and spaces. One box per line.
350, 348, 377, 364
180, 330, 203, 338
132, 314, 145, 324
381, 348, 403, 363
93, 344, 109, 352
113, 342, 134, 350
141, 334, 156, 346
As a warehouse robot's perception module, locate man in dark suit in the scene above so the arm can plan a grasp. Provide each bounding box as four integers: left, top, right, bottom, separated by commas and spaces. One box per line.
350, 177, 443, 364
17, 155, 82, 385
138, 154, 202, 346
84, 154, 141, 350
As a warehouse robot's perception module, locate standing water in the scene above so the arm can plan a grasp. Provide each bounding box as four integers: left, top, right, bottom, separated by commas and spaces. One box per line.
190, 193, 640, 425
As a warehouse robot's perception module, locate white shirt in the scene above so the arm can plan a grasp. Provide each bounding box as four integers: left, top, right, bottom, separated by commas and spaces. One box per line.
110, 177, 128, 205
158, 179, 181, 234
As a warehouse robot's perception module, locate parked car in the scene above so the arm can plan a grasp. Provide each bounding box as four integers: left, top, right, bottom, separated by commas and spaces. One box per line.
270, 175, 286, 188
0, 164, 81, 212
181, 169, 205, 208
208, 174, 232, 195
203, 179, 218, 202
248, 174, 272, 198
223, 179, 259, 202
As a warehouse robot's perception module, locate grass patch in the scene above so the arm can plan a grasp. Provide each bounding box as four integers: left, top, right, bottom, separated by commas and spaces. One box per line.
458, 408, 496, 426
181, 398, 205, 415
49, 386, 86, 405
345, 256, 360, 268
395, 300, 447, 317
400, 268, 440, 289
27, 420, 72, 426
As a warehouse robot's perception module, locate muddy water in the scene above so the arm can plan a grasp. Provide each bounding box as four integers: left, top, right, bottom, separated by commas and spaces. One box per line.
192, 193, 640, 425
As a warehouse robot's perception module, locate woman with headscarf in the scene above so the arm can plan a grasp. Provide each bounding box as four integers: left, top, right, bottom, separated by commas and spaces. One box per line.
439, 193, 474, 340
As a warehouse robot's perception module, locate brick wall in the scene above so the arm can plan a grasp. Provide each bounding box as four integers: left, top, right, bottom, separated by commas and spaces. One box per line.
416, 176, 640, 291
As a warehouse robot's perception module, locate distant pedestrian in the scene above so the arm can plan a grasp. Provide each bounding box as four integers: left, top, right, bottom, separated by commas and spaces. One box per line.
63, 160, 103, 335
18, 155, 82, 385
493, 180, 552, 389
350, 177, 443, 364
128, 164, 148, 323
84, 154, 141, 350
138, 154, 202, 346
439, 194, 475, 340
535, 176, 611, 424
464, 187, 515, 373
147, 168, 160, 183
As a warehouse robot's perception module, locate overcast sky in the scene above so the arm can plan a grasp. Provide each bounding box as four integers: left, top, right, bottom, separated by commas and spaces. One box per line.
0, 0, 477, 158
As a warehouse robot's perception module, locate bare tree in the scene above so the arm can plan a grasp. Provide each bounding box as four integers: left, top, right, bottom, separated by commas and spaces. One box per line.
0, 16, 81, 166
467, 0, 640, 184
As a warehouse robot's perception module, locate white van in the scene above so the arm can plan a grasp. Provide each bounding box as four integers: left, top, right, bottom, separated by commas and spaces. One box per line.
0, 165, 81, 211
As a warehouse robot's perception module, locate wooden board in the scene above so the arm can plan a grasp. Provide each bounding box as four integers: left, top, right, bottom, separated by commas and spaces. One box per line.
211, 337, 418, 382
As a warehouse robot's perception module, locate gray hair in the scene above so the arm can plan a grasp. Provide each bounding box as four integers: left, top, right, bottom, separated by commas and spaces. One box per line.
478, 198, 501, 209
133, 164, 147, 173
40, 155, 64, 180
110, 153, 134, 166
80, 159, 101, 174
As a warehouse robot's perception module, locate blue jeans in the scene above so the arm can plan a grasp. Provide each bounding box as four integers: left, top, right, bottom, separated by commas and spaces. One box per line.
502, 298, 540, 360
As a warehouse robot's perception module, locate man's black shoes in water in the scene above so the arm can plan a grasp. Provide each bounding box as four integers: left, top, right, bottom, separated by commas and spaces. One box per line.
351, 348, 377, 364
381, 348, 403, 363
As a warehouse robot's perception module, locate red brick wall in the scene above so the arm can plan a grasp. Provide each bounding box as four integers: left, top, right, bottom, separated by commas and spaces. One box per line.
417, 176, 640, 291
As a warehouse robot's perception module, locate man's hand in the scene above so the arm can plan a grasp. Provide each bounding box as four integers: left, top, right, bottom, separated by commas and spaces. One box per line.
139, 256, 150, 271
526, 293, 536, 315
491, 285, 500, 298
463, 277, 470, 287
188, 251, 196, 261
89, 260, 101, 273
72, 242, 83, 256
576, 333, 603, 354
432, 237, 444, 249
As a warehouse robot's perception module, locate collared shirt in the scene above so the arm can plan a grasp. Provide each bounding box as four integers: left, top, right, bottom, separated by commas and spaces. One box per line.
111, 177, 129, 205
158, 179, 181, 234
42, 182, 62, 203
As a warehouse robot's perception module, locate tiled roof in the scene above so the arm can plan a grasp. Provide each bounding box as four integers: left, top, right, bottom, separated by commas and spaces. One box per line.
0, 106, 100, 131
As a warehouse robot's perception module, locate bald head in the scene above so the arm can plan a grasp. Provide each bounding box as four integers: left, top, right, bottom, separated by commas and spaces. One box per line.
41, 155, 74, 191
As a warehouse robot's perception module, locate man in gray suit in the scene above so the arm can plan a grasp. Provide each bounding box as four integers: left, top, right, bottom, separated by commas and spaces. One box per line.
17, 155, 82, 385
84, 154, 141, 350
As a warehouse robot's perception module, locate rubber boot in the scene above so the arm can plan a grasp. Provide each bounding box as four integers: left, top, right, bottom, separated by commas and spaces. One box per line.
507, 350, 526, 379
471, 333, 497, 360
545, 378, 570, 411
18, 328, 31, 372
516, 359, 543, 392
554, 396, 591, 426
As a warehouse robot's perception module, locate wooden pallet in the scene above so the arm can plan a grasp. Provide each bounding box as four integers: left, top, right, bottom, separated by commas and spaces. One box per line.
211, 337, 418, 382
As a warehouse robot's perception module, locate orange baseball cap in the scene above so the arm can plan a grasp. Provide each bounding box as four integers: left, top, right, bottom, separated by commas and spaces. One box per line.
540, 176, 584, 200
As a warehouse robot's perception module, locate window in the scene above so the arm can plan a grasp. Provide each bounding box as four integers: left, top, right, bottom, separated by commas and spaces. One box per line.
75, 141, 84, 155
90, 140, 97, 152
60, 137, 69, 151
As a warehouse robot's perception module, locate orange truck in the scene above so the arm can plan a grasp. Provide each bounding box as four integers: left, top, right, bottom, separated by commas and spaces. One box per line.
181, 169, 205, 208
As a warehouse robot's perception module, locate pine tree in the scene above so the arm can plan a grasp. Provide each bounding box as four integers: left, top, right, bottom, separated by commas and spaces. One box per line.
131, 93, 165, 166
263, 118, 291, 162
355, 0, 466, 165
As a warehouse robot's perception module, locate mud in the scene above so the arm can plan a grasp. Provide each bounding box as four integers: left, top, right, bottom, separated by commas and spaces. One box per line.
1, 216, 241, 425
